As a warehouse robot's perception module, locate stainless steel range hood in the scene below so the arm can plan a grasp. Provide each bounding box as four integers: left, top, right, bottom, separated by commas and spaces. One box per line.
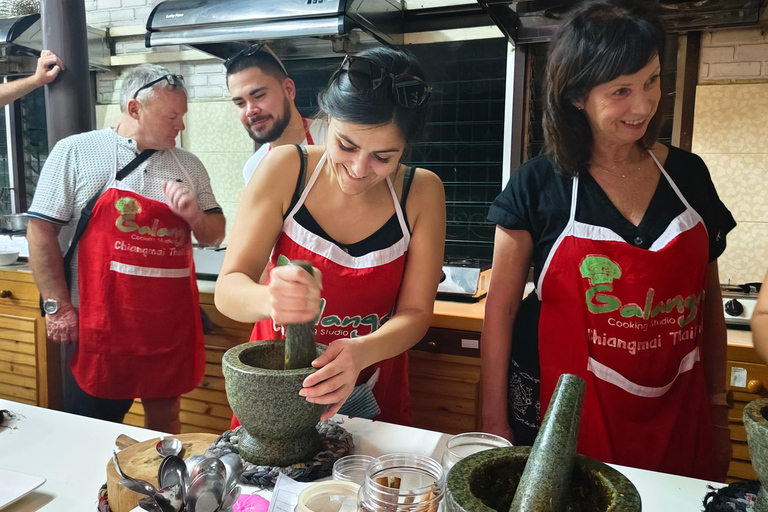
146, 0, 404, 60
0, 13, 109, 76
478, 0, 768, 45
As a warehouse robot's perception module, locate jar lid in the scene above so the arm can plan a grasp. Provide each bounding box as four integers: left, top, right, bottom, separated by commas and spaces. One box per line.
296, 480, 360, 512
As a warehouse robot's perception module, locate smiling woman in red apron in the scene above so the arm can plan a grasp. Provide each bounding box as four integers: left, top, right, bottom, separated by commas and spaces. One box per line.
481, 0, 736, 481
216, 47, 445, 425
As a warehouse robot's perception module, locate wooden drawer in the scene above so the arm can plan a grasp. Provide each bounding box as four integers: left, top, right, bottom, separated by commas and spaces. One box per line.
412, 327, 481, 358
0, 313, 37, 405
0, 277, 40, 305
408, 350, 481, 434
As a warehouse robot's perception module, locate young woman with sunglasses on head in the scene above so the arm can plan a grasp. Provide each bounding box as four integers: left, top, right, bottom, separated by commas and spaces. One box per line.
215, 46, 446, 426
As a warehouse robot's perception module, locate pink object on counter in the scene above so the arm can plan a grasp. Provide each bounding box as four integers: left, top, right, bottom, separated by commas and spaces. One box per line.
233, 494, 270, 512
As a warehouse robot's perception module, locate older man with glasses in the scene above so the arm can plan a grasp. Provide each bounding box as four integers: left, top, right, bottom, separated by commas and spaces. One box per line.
26, 64, 225, 433
225, 43, 327, 184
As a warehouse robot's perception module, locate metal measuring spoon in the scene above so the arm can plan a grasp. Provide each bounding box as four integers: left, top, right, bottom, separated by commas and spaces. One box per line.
155, 483, 183, 512
189, 457, 226, 483
119, 478, 158, 497
219, 452, 243, 493
220, 485, 242, 510
156, 437, 183, 458
114, 451, 158, 496
158, 455, 187, 502
186, 471, 226, 512
183, 455, 205, 488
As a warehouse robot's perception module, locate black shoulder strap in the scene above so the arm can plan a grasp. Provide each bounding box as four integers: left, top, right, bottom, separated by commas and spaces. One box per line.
296, 144, 309, 198
284, 144, 309, 220
63, 149, 156, 288
400, 166, 415, 209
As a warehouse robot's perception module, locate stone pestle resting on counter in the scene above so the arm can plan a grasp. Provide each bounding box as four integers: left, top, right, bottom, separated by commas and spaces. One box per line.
508, 373, 585, 512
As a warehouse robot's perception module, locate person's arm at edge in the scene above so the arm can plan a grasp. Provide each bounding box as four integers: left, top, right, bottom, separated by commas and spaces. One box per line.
480, 226, 533, 442
27, 218, 68, 303
0, 51, 62, 107
26, 218, 78, 344
702, 260, 732, 481
214, 146, 304, 323
751, 267, 768, 362
302, 167, 446, 418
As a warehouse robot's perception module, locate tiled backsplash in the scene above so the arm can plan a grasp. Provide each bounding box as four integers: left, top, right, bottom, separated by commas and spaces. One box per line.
692, 83, 768, 285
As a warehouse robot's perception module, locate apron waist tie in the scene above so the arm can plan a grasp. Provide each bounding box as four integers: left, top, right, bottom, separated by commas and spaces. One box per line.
587, 346, 700, 398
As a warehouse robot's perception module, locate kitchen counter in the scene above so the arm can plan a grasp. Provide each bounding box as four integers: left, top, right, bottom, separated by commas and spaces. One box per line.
0, 398, 725, 512
5, 263, 752, 338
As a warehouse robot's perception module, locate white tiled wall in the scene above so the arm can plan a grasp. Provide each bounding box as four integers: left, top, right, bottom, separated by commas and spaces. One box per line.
692, 85, 768, 284
693, 29, 768, 285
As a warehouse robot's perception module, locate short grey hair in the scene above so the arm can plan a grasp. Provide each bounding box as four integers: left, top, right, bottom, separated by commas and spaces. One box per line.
119, 64, 187, 112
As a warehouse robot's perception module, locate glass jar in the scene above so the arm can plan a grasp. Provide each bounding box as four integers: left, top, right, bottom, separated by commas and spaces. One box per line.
296, 480, 360, 512
358, 453, 444, 512
440, 432, 513, 472
333, 455, 375, 485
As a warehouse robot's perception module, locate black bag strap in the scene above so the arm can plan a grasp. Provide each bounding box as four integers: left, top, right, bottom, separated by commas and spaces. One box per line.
62, 149, 156, 288
296, 144, 309, 198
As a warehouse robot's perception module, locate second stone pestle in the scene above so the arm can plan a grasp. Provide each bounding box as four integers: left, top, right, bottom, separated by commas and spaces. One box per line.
283, 260, 319, 370
508, 373, 586, 512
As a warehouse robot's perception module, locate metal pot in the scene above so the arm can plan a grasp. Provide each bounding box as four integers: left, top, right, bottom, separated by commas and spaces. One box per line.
0, 213, 29, 232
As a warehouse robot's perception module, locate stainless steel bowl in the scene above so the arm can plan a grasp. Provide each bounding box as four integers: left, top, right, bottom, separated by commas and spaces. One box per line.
0, 213, 29, 232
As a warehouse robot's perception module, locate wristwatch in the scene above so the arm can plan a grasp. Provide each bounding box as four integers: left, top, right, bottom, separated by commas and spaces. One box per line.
43, 298, 59, 315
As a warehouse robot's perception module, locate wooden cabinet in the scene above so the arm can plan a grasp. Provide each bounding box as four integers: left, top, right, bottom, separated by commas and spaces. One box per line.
726, 337, 768, 481
408, 327, 482, 434
123, 290, 251, 433
0, 269, 60, 409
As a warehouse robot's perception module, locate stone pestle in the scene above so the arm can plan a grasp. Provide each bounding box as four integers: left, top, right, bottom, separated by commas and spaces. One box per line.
508, 373, 585, 512
282, 260, 319, 370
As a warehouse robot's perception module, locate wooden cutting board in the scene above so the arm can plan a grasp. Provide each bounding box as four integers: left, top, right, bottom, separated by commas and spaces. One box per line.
106, 433, 219, 512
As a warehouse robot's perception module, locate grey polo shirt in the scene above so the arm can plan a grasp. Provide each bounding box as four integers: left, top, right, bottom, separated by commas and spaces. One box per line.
28, 128, 222, 306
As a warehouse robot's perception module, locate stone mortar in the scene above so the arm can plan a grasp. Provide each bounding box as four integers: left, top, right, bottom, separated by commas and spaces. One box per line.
446, 447, 641, 512
744, 398, 768, 512
222, 340, 326, 466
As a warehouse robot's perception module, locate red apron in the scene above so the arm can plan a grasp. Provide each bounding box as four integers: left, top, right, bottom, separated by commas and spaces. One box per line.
244, 152, 411, 426
536, 152, 719, 480
72, 135, 205, 400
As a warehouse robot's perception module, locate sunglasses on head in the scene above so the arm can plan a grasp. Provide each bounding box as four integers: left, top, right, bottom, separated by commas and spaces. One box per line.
336, 55, 432, 109
132, 74, 184, 100
224, 43, 289, 75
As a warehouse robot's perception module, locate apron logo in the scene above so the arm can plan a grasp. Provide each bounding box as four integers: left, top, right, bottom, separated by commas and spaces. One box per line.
579, 255, 703, 328
319, 312, 381, 339
114, 197, 186, 247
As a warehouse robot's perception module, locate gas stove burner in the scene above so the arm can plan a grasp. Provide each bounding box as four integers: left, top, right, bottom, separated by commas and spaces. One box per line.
721, 282, 762, 296
443, 257, 492, 269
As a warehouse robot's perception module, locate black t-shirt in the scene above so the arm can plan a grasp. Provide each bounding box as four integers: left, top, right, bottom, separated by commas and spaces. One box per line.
486, 145, 736, 445
488, 145, 736, 284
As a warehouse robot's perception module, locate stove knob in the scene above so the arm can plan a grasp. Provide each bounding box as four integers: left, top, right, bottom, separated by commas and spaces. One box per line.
440, 270, 446, 283
724, 299, 744, 317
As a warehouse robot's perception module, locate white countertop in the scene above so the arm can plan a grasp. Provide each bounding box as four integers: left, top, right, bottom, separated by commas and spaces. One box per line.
0, 398, 724, 512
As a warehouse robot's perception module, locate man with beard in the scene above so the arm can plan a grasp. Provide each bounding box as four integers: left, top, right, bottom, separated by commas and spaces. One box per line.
225, 44, 327, 184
